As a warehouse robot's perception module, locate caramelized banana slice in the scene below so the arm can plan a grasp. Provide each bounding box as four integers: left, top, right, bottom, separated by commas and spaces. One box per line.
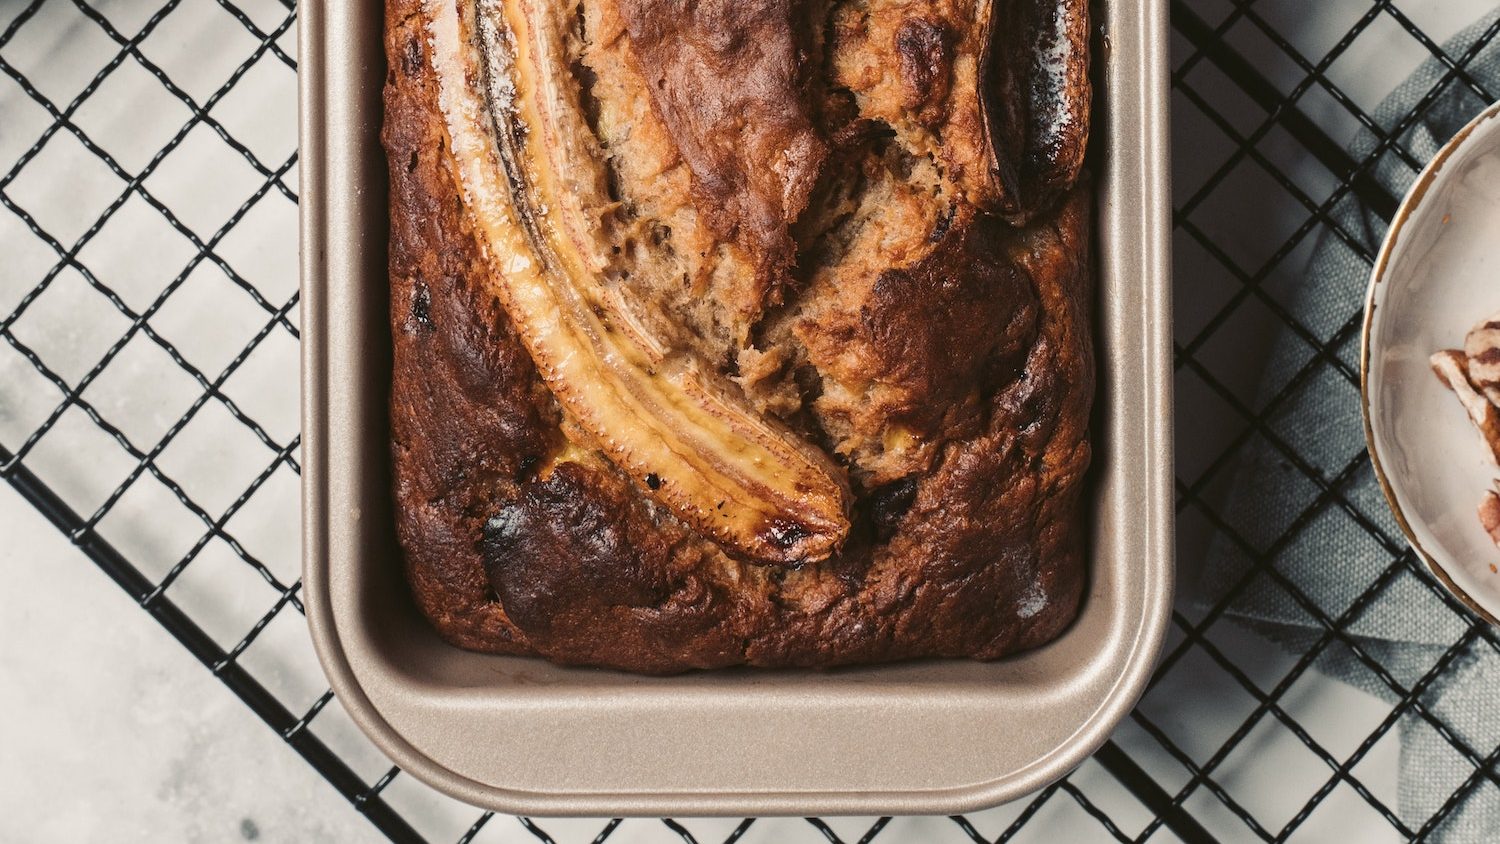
426, 0, 852, 563
979, 0, 1091, 221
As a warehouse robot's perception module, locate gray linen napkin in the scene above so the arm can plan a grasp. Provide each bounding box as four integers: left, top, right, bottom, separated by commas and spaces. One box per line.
1199, 11, 1500, 841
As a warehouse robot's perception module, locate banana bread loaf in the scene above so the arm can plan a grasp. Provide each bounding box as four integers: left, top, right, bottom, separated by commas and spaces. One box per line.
384, 0, 1094, 672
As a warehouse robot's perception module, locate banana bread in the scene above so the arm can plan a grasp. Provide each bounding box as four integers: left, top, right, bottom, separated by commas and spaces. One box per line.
384, 0, 1094, 672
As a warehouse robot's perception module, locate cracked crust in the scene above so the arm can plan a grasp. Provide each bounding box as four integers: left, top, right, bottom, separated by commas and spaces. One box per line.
386, 0, 1094, 672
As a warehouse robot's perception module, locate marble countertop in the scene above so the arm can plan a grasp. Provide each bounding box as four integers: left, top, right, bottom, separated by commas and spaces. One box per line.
4, 0, 1495, 840
1, 481, 379, 842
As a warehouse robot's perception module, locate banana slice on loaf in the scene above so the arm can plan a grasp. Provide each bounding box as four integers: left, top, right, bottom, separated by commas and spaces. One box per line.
426, 0, 853, 564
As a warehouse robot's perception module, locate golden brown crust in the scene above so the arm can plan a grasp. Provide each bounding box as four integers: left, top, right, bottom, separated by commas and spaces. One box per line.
386, 0, 1094, 672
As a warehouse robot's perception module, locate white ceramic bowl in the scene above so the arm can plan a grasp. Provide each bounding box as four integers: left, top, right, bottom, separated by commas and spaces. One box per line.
1363, 100, 1500, 624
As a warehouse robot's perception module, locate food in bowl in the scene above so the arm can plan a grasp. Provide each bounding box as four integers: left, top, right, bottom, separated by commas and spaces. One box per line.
1431, 312, 1500, 547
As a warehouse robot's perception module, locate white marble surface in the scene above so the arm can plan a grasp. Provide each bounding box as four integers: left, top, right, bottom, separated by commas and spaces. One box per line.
0, 482, 379, 843
3, 0, 1493, 840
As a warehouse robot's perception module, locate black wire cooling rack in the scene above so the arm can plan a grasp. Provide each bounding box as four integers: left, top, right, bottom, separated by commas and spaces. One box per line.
4, 0, 1500, 841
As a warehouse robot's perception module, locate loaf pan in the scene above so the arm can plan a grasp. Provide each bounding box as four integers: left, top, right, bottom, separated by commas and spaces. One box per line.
300, 0, 1173, 816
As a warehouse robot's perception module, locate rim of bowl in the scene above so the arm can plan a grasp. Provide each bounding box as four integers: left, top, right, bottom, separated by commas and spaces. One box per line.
1360, 99, 1500, 627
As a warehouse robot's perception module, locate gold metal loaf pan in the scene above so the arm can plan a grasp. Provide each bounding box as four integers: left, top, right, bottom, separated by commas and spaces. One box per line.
300, 0, 1172, 816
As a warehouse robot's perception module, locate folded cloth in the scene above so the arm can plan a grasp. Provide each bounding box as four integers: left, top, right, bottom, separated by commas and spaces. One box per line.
1198, 11, 1500, 841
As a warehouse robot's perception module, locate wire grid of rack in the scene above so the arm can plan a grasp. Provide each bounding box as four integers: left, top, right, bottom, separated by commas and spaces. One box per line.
2, 0, 1499, 840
